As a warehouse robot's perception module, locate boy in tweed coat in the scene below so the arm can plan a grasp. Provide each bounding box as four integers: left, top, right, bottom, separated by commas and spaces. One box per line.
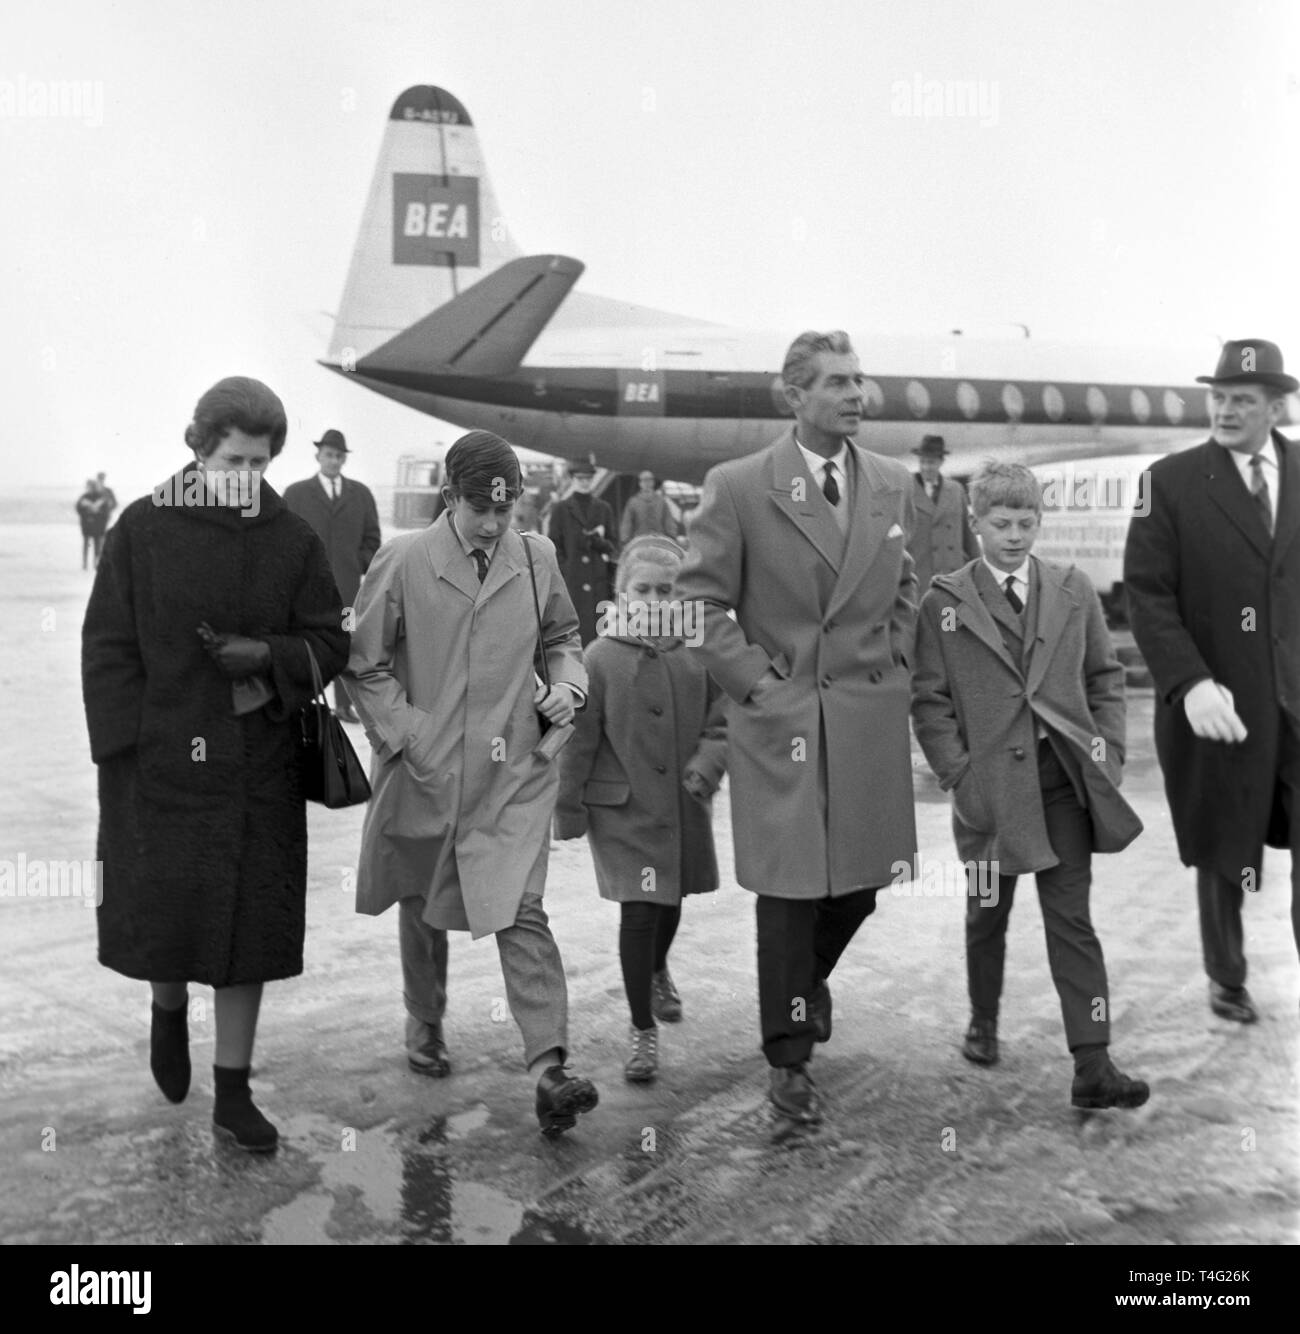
911, 461, 1148, 1110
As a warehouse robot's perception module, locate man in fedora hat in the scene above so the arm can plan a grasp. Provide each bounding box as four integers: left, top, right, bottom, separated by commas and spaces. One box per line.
283, 428, 381, 722
1124, 339, 1300, 1023
908, 434, 979, 593
547, 458, 618, 645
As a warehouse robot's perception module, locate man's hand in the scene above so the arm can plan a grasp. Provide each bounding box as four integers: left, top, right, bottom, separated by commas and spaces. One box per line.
198, 622, 271, 680
682, 770, 711, 802
534, 682, 576, 727
1184, 679, 1247, 743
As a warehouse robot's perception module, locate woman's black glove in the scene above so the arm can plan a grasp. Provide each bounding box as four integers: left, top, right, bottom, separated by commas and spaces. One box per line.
197, 622, 272, 679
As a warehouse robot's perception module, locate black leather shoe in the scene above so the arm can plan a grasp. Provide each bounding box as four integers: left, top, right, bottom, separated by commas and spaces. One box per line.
1209, 983, 1258, 1024
1071, 1060, 1150, 1110
809, 981, 832, 1043
769, 1063, 822, 1124
535, 1066, 599, 1138
961, 1017, 999, 1066
406, 1016, 451, 1077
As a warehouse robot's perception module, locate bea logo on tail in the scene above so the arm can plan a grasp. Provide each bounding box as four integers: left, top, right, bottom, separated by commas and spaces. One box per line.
392, 174, 480, 267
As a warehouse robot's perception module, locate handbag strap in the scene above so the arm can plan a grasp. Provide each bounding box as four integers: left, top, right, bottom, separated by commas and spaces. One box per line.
302, 639, 327, 703
521, 532, 550, 691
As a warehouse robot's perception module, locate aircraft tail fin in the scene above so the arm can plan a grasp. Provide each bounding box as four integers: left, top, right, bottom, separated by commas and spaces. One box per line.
328, 86, 525, 365
357, 254, 584, 378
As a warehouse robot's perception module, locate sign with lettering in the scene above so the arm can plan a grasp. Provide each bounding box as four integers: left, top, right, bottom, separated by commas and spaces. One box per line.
392, 174, 480, 267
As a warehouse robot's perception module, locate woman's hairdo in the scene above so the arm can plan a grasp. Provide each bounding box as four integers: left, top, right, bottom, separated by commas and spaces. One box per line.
444, 431, 522, 504
184, 377, 287, 459
616, 534, 685, 593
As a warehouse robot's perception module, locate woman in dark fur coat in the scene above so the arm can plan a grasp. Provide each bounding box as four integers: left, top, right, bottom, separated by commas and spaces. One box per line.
81, 377, 349, 1152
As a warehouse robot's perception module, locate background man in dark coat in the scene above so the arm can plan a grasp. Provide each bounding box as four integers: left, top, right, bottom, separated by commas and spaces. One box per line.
1124, 338, 1300, 1024
283, 428, 381, 721
908, 434, 979, 593
548, 458, 618, 645
676, 329, 918, 1127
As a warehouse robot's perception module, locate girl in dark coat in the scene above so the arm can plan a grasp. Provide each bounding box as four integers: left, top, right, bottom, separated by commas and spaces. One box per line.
555, 535, 726, 1082
81, 377, 349, 1152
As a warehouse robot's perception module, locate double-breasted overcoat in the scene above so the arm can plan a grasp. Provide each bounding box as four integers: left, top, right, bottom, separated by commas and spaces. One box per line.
909, 473, 979, 593
674, 428, 919, 896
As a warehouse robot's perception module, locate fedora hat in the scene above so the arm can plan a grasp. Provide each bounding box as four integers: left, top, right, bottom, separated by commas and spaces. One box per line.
1195, 339, 1298, 394
566, 457, 596, 476
912, 434, 948, 458
313, 428, 350, 452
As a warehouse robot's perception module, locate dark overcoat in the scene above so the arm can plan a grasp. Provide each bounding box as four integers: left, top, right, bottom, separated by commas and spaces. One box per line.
548, 492, 617, 644
912, 557, 1142, 876
81, 469, 349, 985
554, 635, 727, 904
282, 474, 382, 608
909, 473, 979, 593
1123, 434, 1300, 881
674, 428, 919, 897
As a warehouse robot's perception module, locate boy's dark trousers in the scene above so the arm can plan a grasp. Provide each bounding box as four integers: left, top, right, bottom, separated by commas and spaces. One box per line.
965, 736, 1111, 1049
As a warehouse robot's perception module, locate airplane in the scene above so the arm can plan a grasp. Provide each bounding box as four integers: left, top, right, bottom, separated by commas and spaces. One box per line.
321, 84, 1288, 485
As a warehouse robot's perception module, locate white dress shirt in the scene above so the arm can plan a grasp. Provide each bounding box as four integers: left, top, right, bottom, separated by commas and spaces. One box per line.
318, 472, 341, 501
1225, 437, 1279, 531
795, 435, 850, 507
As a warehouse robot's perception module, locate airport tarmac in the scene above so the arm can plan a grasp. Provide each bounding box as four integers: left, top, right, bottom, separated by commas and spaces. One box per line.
1, 519, 1297, 1246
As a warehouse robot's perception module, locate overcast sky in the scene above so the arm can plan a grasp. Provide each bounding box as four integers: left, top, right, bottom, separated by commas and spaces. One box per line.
3, 0, 1297, 497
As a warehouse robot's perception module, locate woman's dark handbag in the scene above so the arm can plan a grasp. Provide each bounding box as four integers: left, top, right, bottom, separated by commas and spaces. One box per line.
297, 641, 371, 807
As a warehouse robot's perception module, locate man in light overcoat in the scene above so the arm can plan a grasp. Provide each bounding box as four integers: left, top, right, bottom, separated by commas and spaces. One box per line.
675, 329, 919, 1126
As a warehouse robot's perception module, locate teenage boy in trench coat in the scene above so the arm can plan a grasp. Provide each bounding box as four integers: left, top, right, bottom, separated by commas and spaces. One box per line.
343, 431, 599, 1138
1123, 338, 1300, 1024
675, 329, 919, 1127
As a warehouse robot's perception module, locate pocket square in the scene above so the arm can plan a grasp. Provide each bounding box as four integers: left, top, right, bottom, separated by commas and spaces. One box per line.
886, 522, 904, 539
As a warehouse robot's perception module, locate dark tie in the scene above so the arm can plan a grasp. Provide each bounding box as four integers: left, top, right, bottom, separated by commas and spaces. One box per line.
1249, 454, 1273, 537
331, 478, 339, 501
822, 461, 840, 507
471, 548, 490, 583
1003, 575, 1024, 615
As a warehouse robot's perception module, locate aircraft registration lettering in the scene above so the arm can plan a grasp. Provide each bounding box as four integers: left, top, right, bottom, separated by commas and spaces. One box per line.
392, 174, 480, 266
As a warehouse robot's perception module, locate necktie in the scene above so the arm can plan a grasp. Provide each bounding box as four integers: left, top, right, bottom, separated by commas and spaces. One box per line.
1003, 575, 1024, 615
1249, 454, 1273, 537
331, 478, 339, 500
471, 548, 490, 583
822, 461, 840, 507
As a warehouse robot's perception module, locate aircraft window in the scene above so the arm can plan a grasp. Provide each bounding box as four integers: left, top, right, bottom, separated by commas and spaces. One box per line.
1002, 384, 1024, 420
1163, 389, 1184, 424
1042, 385, 1065, 421
1086, 387, 1108, 422
863, 379, 885, 417
1130, 388, 1151, 424
957, 381, 980, 419
906, 380, 930, 417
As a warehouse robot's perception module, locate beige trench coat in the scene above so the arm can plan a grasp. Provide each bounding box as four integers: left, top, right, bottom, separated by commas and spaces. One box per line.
344, 517, 585, 937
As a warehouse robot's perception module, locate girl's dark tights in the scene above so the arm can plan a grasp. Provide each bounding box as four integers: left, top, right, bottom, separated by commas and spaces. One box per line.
619, 901, 682, 1030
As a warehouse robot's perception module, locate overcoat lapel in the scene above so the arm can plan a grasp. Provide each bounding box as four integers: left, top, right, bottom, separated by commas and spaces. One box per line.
948, 566, 1021, 677
425, 514, 480, 602
826, 445, 893, 622
1204, 442, 1272, 559
1025, 558, 1076, 698
766, 429, 843, 572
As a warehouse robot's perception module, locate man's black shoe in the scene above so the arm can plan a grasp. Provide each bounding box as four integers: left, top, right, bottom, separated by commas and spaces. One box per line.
1071, 1061, 1150, 1110
535, 1066, 599, 1138
769, 1062, 822, 1124
1209, 983, 1258, 1024
961, 1016, 999, 1066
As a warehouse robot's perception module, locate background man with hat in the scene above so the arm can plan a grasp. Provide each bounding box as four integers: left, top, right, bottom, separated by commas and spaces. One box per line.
1124, 338, 1300, 1024
547, 458, 618, 645
282, 428, 381, 721
908, 434, 979, 594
